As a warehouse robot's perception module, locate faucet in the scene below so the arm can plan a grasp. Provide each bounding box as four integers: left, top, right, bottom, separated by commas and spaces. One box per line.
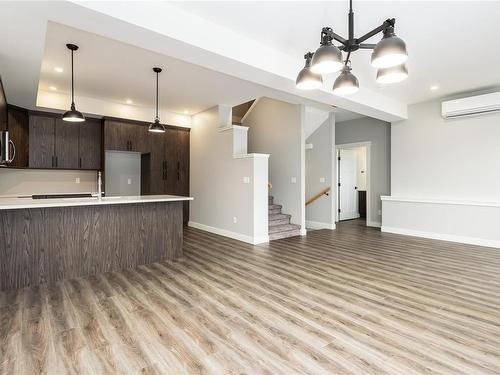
97, 171, 102, 200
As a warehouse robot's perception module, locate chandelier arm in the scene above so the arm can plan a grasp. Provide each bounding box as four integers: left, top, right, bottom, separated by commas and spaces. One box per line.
358, 43, 376, 50
323, 29, 348, 45
356, 18, 395, 44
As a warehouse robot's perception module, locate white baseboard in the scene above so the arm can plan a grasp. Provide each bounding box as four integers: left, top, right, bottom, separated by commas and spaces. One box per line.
300, 228, 307, 236
188, 221, 269, 245
381, 226, 500, 249
306, 220, 336, 230
367, 220, 381, 228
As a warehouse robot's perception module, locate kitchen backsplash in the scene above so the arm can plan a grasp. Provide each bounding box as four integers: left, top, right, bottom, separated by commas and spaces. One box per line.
0, 169, 97, 196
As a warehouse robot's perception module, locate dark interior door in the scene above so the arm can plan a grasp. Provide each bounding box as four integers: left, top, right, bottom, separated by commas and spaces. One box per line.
79, 118, 102, 169
29, 115, 55, 168
55, 119, 79, 169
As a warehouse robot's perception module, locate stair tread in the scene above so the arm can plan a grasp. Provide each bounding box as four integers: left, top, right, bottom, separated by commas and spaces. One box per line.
268, 204, 282, 209
269, 213, 291, 220
269, 229, 301, 240
268, 223, 301, 234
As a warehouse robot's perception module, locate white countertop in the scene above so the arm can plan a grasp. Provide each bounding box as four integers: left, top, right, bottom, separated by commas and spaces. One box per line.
0, 195, 193, 210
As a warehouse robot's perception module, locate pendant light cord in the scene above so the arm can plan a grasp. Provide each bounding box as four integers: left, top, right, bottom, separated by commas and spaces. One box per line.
155, 71, 159, 121
71, 49, 75, 107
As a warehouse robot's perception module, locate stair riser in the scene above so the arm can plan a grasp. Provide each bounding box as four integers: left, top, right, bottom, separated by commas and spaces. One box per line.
268, 208, 281, 215
269, 230, 301, 241
269, 218, 291, 226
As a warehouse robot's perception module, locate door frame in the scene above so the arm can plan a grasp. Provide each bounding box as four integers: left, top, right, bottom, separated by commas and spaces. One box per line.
334, 141, 371, 226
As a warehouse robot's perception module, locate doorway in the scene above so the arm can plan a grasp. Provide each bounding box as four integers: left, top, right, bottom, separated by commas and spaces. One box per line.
335, 142, 370, 225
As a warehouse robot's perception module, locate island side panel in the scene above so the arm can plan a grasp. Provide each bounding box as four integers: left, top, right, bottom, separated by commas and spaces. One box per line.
0, 201, 183, 290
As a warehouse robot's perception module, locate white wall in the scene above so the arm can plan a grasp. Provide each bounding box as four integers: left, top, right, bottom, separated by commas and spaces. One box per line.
383, 98, 500, 248
336, 117, 391, 226
305, 114, 335, 229
189, 106, 269, 244
243, 97, 303, 230
0, 168, 97, 196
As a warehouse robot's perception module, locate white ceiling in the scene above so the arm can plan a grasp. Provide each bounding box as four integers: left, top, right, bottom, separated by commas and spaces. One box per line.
174, 1, 500, 104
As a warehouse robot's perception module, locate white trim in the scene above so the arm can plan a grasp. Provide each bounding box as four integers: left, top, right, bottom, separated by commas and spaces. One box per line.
367, 220, 381, 228
300, 228, 307, 236
381, 226, 500, 249
306, 220, 336, 230
188, 221, 269, 245
233, 153, 270, 159
381, 196, 500, 208
335, 141, 372, 226
240, 97, 261, 123
218, 124, 250, 133
305, 143, 313, 150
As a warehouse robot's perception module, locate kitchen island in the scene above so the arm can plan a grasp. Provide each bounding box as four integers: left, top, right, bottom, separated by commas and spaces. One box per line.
0, 195, 193, 290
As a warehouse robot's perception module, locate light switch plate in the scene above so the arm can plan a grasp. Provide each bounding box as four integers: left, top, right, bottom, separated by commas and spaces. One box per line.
243, 177, 250, 184
320, 177, 326, 183
75, 178, 80, 184
127, 178, 132, 185
233, 216, 237, 223
291, 177, 297, 184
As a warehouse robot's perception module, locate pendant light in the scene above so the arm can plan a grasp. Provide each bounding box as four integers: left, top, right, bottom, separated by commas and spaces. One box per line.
149, 67, 165, 133
376, 63, 408, 84
310, 29, 344, 74
333, 63, 359, 96
296, 52, 323, 90
62, 44, 85, 122
371, 25, 408, 69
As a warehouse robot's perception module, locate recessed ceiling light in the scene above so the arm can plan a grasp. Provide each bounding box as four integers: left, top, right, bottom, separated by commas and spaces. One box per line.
49, 86, 57, 91
430, 85, 439, 91
54, 67, 63, 73
183, 110, 189, 114
126, 99, 133, 104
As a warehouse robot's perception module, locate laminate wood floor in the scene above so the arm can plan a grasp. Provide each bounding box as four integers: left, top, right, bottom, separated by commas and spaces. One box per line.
2, 220, 500, 374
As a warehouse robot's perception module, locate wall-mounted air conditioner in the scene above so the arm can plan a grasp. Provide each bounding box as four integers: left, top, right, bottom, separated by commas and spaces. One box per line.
441, 91, 500, 119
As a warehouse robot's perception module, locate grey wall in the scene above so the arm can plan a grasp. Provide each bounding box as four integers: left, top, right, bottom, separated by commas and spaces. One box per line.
190, 106, 268, 243
243, 97, 302, 226
0, 169, 97, 196
104, 151, 141, 196
305, 115, 334, 227
392, 99, 500, 200
336, 117, 391, 225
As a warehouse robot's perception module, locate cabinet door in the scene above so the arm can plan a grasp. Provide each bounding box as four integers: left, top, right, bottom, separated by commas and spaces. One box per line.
7, 107, 29, 168
176, 130, 190, 196
148, 134, 166, 195
79, 118, 102, 169
54, 119, 79, 169
104, 120, 130, 151
163, 128, 179, 194
29, 115, 55, 168
130, 124, 149, 153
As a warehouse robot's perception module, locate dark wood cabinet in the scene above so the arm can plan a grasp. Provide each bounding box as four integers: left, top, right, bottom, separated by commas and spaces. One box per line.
55, 119, 79, 169
79, 118, 102, 170
28, 113, 102, 170
103, 119, 190, 223
7, 105, 29, 168
29, 114, 55, 168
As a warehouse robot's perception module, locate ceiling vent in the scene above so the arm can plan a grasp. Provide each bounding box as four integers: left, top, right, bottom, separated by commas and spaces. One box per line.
442, 92, 500, 119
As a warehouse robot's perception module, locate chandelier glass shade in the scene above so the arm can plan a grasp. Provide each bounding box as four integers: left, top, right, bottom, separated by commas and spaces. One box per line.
296, 53, 323, 90
296, 0, 408, 96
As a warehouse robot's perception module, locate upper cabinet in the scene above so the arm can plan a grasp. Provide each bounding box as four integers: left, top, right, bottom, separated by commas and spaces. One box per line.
28, 113, 102, 170
104, 119, 148, 152
7, 106, 29, 168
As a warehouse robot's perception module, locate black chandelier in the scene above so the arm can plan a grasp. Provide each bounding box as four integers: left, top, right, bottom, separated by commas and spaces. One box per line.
296, 0, 408, 95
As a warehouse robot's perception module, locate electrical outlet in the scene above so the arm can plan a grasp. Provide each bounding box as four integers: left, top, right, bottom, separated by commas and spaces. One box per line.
75, 177, 80, 184
127, 178, 132, 185
320, 177, 326, 183
291, 177, 297, 184
233, 217, 237, 224
378, 209, 382, 216
243, 176, 250, 184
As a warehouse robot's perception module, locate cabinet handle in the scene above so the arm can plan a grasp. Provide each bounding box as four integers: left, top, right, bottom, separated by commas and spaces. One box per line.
55, 156, 58, 168
79, 157, 82, 168
163, 161, 167, 180
177, 161, 180, 180
52, 156, 55, 167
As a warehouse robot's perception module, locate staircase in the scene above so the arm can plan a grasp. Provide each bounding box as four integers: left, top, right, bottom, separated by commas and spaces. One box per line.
268, 196, 301, 240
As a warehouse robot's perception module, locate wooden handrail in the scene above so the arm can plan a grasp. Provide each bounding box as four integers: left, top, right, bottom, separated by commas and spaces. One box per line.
268, 181, 272, 190
305, 187, 331, 206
